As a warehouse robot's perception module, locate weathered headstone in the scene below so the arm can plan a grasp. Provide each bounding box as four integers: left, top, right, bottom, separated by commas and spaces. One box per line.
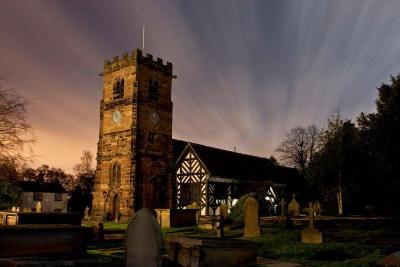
288, 194, 300, 218
279, 198, 286, 216
84, 206, 90, 220
11, 207, 17, 212
35, 201, 42, 213
301, 202, 323, 244
276, 198, 286, 224
243, 197, 260, 237
16, 207, 20, 212
125, 208, 162, 267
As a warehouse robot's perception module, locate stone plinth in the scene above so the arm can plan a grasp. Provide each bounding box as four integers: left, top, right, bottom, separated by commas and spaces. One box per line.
0, 224, 86, 257
166, 236, 259, 267
155, 209, 197, 228
301, 226, 323, 244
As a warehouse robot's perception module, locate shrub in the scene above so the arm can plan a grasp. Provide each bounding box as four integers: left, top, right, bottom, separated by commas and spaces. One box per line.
0, 179, 21, 210
229, 193, 257, 222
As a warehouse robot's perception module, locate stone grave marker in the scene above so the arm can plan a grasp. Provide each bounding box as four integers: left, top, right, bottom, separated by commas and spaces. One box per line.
125, 208, 162, 267
84, 206, 90, 220
301, 202, 323, 244
243, 197, 260, 237
11, 207, 17, 212
288, 194, 300, 218
16, 207, 20, 212
276, 198, 286, 224
35, 201, 42, 213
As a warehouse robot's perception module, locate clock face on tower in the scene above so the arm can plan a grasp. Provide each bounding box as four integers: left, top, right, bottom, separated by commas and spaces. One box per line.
150, 110, 160, 125
112, 110, 122, 125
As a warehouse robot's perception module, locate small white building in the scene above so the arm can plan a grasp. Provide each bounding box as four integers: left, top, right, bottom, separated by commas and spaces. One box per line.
17, 181, 68, 212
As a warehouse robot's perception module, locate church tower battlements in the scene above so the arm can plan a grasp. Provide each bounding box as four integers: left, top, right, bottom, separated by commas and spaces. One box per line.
92, 48, 175, 222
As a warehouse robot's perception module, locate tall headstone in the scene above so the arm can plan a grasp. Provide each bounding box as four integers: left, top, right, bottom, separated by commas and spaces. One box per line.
243, 197, 260, 238
276, 198, 286, 224
301, 202, 323, 244
84, 206, 90, 220
125, 208, 162, 267
35, 201, 42, 213
279, 198, 286, 216
288, 194, 300, 218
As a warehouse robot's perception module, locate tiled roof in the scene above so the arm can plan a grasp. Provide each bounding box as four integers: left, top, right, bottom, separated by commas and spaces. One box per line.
17, 181, 66, 193
172, 139, 300, 184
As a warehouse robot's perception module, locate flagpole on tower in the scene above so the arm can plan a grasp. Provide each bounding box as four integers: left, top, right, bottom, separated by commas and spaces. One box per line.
142, 24, 145, 50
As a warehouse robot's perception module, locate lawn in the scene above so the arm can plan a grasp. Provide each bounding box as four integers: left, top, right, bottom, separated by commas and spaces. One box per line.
85, 219, 400, 267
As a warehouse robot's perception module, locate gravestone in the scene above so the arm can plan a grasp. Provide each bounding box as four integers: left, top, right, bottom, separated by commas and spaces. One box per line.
35, 201, 42, 213
16, 207, 20, 212
288, 194, 300, 218
301, 202, 323, 244
243, 197, 260, 237
125, 208, 162, 267
11, 207, 17, 212
84, 207, 90, 220
276, 198, 286, 224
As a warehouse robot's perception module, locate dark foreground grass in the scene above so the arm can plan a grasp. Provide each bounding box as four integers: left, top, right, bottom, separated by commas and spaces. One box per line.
86, 219, 400, 267
252, 220, 400, 267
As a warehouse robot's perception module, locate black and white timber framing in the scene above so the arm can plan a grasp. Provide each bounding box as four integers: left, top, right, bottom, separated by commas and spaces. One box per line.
173, 139, 297, 216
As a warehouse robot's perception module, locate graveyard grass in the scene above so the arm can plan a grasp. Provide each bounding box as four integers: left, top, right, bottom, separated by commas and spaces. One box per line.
86, 220, 399, 267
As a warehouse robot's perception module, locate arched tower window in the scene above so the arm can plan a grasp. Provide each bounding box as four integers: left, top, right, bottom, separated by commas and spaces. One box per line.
109, 162, 121, 186
113, 78, 124, 100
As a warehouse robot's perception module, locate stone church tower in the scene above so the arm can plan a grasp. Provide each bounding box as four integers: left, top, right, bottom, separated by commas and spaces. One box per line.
92, 49, 175, 222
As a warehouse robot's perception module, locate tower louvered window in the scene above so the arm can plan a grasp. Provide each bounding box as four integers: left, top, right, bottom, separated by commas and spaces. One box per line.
148, 79, 160, 101
113, 78, 124, 99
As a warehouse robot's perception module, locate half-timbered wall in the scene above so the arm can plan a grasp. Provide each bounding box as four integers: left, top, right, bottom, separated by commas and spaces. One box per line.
176, 150, 208, 215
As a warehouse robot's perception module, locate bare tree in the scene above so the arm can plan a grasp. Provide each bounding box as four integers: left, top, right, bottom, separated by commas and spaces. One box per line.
73, 150, 94, 175
0, 77, 34, 160
276, 125, 321, 175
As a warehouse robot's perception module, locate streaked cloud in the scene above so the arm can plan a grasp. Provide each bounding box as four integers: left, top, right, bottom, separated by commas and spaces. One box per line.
1, 0, 400, 172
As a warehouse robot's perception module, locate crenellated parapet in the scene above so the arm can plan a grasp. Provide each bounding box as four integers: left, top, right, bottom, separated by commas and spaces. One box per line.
103, 49, 173, 76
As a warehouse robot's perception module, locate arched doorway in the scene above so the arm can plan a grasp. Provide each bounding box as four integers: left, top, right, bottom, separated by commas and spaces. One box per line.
106, 191, 120, 221
110, 194, 120, 221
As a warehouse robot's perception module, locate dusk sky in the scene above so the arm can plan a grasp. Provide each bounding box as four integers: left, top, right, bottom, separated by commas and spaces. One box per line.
1, 0, 400, 173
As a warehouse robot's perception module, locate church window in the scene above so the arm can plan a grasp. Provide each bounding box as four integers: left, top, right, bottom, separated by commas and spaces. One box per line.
148, 79, 160, 101
33, 192, 43, 201
113, 78, 124, 99
148, 132, 156, 143
109, 162, 121, 186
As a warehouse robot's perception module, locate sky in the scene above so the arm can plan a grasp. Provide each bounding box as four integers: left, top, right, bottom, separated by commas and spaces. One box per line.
1, 0, 400, 173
